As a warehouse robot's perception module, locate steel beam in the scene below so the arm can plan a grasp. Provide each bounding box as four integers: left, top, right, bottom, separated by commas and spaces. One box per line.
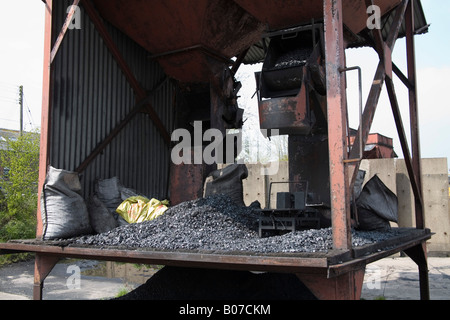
37, 0, 54, 239
392, 63, 415, 90
404, 242, 429, 300
406, 0, 425, 229
33, 254, 60, 300
365, 0, 393, 78
385, 77, 423, 210
231, 48, 250, 76
323, 0, 351, 250
348, 0, 409, 188
297, 267, 366, 300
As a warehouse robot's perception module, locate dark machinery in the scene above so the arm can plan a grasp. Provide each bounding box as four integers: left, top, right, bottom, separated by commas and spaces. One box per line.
255, 23, 331, 235
257, 181, 321, 237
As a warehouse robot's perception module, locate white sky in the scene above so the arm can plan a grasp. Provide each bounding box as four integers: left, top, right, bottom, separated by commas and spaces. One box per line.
0, 0, 448, 170
345, 0, 450, 168
0, 0, 44, 132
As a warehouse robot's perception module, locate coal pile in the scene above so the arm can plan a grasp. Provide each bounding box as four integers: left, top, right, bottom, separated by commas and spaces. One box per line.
73, 195, 401, 253
75, 195, 258, 251
274, 48, 311, 69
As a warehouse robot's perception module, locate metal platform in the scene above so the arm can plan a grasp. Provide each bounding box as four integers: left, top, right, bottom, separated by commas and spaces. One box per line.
257, 209, 321, 237
0, 228, 431, 300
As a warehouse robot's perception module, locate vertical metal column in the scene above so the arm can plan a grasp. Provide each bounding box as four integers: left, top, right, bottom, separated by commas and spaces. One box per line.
405, 0, 429, 300
33, 254, 60, 300
37, 0, 54, 239
406, 0, 425, 230
323, 0, 351, 250
35, 2, 58, 296
297, 268, 366, 300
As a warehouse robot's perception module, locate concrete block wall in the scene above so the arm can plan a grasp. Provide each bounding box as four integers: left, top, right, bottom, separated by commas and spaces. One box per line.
396, 158, 449, 255
360, 159, 396, 193
242, 158, 449, 254
241, 161, 289, 208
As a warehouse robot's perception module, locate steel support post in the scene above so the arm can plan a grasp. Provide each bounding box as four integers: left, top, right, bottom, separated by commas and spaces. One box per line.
406, 0, 425, 230
323, 0, 351, 250
36, 0, 54, 239
404, 242, 429, 300
33, 254, 60, 300
297, 267, 366, 300
385, 77, 424, 213
405, 0, 429, 300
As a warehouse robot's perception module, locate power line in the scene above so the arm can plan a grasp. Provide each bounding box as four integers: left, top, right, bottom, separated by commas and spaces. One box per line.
0, 97, 17, 103
0, 82, 19, 89
0, 89, 19, 97
0, 90, 18, 103
0, 118, 19, 124
0, 80, 18, 85
0, 88, 18, 95
0, 85, 40, 131
23, 94, 36, 129
0, 88, 19, 99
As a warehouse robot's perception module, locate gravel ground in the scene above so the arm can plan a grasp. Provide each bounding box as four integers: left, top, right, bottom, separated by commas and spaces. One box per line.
72, 195, 402, 254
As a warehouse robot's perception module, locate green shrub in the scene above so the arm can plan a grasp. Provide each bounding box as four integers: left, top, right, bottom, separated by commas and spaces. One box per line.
0, 130, 40, 242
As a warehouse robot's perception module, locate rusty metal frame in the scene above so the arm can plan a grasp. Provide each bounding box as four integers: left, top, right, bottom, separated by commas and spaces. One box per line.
347, 0, 425, 230
33, 254, 60, 300
348, 0, 409, 184
404, 242, 429, 300
30, 0, 431, 301
341, 0, 428, 299
297, 268, 366, 300
405, 0, 424, 230
37, 0, 54, 239
231, 47, 250, 75
323, 0, 351, 251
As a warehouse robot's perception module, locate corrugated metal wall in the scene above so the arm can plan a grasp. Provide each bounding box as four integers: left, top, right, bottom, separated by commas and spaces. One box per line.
50, 0, 174, 199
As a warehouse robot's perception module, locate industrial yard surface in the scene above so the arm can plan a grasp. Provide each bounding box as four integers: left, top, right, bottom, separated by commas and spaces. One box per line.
0, 256, 448, 300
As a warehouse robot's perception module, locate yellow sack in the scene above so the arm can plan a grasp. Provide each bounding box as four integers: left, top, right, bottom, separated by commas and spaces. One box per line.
116, 196, 169, 224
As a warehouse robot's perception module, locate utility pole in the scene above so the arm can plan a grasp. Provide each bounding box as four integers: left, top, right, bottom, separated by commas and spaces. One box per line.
19, 85, 23, 136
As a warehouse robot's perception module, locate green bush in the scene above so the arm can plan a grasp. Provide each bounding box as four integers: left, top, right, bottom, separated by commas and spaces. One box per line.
0, 130, 40, 242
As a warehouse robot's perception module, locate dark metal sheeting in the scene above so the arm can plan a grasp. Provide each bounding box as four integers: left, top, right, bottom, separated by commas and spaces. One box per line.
243, 0, 428, 64
49, 0, 174, 199
347, 0, 429, 49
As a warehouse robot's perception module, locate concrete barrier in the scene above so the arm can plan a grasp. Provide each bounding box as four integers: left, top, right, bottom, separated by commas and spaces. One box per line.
396, 158, 449, 255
